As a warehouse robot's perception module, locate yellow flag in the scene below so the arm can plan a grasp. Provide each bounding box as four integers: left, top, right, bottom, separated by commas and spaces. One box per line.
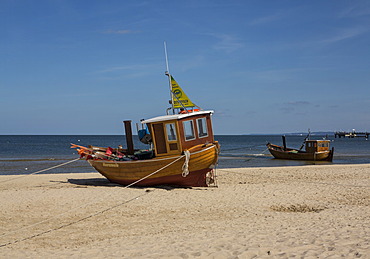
170, 76, 195, 108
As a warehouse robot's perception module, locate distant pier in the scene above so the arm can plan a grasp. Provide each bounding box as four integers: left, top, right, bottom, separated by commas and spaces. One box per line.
334, 131, 369, 138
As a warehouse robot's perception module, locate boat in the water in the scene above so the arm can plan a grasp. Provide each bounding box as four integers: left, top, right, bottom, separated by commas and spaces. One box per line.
71, 50, 220, 187
266, 135, 334, 161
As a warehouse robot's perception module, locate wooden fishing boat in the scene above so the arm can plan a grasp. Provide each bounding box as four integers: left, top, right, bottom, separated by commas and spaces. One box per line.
71, 48, 220, 187
266, 136, 334, 161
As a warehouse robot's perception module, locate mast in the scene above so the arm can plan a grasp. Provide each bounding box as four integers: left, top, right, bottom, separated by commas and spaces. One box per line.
164, 41, 174, 114
163, 42, 195, 114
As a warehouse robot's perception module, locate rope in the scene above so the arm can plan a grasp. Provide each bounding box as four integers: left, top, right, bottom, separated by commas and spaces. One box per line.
208, 144, 219, 187
221, 144, 266, 152
219, 146, 270, 162
230, 147, 270, 162
0, 158, 81, 184
0, 153, 187, 247
182, 150, 190, 177
0, 192, 149, 248
125, 154, 186, 187
261, 147, 269, 154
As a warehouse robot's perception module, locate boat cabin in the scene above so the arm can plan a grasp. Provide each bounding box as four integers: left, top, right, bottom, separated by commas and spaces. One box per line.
305, 140, 330, 153
141, 110, 215, 157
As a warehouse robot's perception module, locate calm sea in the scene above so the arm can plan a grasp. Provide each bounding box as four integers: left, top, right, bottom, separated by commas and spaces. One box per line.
0, 135, 369, 175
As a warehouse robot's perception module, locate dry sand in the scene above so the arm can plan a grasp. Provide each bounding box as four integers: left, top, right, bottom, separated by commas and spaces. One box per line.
0, 164, 369, 258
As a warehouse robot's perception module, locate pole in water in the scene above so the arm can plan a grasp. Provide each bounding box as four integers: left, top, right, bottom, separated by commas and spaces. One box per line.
282, 135, 287, 151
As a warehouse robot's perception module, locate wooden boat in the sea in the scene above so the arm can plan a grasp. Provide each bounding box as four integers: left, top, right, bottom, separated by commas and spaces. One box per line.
71, 49, 220, 187
266, 136, 334, 161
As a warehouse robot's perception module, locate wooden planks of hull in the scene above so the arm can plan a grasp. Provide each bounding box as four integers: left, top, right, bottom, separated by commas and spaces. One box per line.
267, 143, 333, 161
89, 144, 219, 187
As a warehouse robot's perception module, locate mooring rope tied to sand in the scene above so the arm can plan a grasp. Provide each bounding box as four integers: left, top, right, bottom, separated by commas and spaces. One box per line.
221, 144, 268, 153
0, 158, 81, 184
220, 147, 269, 159
0, 153, 187, 247
1, 154, 185, 238
0, 192, 149, 248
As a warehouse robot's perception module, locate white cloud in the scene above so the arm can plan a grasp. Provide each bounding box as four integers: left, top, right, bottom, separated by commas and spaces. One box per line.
279, 101, 314, 113
96, 64, 156, 75
320, 26, 368, 44
103, 29, 137, 34
285, 101, 310, 106
339, 3, 370, 18
249, 13, 284, 26
206, 33, 243, 53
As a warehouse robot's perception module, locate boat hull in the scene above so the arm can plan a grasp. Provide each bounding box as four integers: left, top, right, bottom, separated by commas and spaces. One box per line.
88, 143, 219, 187
267, 143, 334, 161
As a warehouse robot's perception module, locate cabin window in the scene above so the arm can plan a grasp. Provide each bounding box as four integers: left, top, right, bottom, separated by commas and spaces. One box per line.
197, 118, 208, 138
165, 123, 177, 141
319, 143, 329, 148
307, 142, 317, 148
183, 120, 195, 141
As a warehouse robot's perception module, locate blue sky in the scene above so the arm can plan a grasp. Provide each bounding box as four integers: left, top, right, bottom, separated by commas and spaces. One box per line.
1, 0, 370, 135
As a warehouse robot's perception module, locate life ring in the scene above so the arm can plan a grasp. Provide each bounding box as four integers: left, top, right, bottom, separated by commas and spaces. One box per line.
179, 109, 199, 114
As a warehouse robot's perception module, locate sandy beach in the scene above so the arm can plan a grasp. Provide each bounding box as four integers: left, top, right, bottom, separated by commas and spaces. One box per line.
0, 164, 369, 258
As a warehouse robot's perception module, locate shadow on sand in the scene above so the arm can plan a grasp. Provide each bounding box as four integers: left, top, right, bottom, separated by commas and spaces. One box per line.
67, 178, 189, 191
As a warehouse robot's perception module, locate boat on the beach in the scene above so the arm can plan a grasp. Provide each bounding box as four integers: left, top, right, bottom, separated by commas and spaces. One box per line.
266, 136, 334, 161
71, 50, 220, 187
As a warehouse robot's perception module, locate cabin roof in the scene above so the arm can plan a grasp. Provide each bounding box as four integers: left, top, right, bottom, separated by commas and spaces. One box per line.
141, 110, 214, 124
